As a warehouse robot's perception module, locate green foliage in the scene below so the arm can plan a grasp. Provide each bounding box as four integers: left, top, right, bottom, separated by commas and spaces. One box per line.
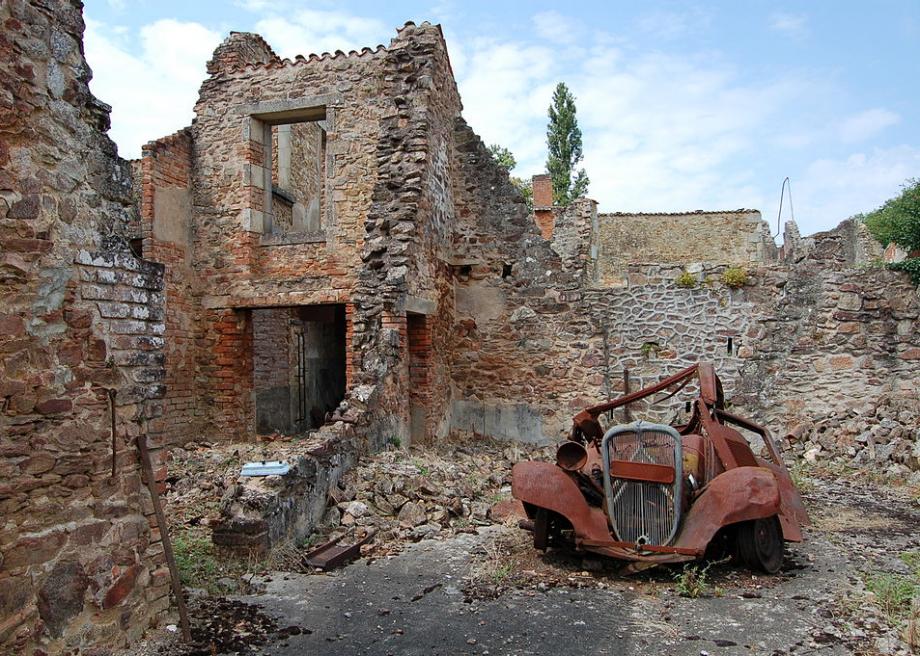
901, 551, 920, 576
889, 257, 920, 285
674, 562, 712, 598
172, 533, 220, 589
546, 82, 589, 206
511, 177, 533, 210
675, 271, 698, 288
640, 341, 661, 359
863, 178, 920, 252
720, 267, 749, 288
866, 573, 919, 620
488, 144, 517, 171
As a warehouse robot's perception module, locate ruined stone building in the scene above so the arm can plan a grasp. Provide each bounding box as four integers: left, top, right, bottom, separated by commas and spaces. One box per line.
2, 1, 919, 652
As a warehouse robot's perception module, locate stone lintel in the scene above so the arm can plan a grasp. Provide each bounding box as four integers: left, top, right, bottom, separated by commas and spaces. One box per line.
202, 291, 351, 310
399, 295, 437, 315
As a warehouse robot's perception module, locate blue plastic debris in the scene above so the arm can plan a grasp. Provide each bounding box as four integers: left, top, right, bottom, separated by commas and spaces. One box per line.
240, 461, 290, 477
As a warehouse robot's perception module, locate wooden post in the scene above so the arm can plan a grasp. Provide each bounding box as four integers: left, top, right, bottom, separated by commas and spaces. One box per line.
137, 435, 191, 641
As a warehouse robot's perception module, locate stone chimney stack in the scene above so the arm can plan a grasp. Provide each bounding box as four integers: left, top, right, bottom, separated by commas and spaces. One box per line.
532, 174, 555, 240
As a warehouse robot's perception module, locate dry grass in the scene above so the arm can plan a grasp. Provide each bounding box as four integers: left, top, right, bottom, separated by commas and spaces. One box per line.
810, 506, 896, 533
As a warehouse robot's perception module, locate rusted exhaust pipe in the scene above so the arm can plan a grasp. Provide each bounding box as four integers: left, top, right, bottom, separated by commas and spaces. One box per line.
556, 441, 588, 471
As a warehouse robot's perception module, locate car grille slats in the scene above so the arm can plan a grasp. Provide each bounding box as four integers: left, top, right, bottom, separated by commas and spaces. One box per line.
602, 422, 683, 547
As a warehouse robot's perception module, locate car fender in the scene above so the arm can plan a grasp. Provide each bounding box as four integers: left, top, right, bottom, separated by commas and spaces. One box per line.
511, 461, 610, 542
674, 466, 781, 552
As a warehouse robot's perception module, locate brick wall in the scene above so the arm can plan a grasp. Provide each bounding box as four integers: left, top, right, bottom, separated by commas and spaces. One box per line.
138, 130, 201, 446
1, 1, 169, 651
252, 308, 292, 390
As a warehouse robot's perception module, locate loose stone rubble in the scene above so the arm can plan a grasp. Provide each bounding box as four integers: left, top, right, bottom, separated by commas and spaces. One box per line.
784, 395, 920, 481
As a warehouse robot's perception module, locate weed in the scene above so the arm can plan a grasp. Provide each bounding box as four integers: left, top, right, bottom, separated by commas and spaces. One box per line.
788, 461, 815, 495
675, 271, 697, 288
492, 563, 513, 584
899, 551, 920, 575
674, 562, 712, 598
865, 573, 918, 620
721, 267, 749, 288
413, 459, 430, 477
388, 435, 401, 449
172, 532, 220, 590
640, 341, 662, 359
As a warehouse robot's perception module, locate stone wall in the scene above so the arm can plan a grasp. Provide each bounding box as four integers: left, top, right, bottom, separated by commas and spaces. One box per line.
1, 1, 170, 651
596, 209, 777, 286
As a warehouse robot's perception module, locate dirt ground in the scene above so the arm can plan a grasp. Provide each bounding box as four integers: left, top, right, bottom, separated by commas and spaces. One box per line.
124, 440, 920, 656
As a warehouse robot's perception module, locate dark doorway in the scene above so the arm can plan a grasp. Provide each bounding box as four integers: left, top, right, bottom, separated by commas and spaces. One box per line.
252, 304, 346, 435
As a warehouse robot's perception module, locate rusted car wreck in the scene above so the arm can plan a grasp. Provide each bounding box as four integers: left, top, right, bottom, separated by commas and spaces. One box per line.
512, 363, 808, 572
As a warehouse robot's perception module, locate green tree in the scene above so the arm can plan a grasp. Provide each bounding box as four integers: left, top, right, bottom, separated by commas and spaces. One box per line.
488, 144, 517, 171
864, 178, 920, 283
546, 82, 589, 205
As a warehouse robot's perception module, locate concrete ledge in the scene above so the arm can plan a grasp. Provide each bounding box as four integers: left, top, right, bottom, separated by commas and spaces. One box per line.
212, 430, 357, 553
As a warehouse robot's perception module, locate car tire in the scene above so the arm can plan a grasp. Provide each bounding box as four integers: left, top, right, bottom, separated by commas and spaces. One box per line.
737, 516, 784, 574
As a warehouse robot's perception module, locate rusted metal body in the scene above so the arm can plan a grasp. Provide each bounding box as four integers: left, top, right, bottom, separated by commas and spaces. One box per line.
302, 531, 375, 570
512, 363, 808, 572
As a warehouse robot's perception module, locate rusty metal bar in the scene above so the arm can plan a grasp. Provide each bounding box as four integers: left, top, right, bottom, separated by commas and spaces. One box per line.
622, 368, 631, 422
303, 530, 375, 570
107, 388, 117, 479
136, 435, 191, 642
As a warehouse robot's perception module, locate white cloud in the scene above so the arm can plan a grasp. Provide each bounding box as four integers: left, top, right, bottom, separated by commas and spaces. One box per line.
234, 0, 275, 11
838, 108, 900, 143
793, 146, 920, 232
635, 9, 711, 40
453, 37, 559, 168
84, 17, 221, 159
770, 12, 807, 38
532, 10, 580, 45
254, 9, 389, 58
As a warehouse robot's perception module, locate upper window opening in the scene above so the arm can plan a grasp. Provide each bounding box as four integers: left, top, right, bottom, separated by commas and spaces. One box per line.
268, 120, 326, 235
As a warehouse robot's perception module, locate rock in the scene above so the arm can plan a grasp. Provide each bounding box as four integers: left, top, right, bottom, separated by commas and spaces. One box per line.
323, 506, 341, 527
339, 501, 368, 518
397, 501, 426, 527
804, 446, 821, 464
410, 523, 439, 540
37, 560, 89, 636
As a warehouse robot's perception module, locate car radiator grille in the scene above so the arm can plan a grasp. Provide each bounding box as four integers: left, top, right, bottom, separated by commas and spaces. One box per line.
602, 422, 683, 547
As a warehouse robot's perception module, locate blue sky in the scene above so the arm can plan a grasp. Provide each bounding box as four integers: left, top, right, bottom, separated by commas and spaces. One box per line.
84, 0, 920, 237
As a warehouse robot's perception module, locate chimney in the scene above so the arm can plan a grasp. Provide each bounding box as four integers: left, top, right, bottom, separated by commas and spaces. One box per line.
531, 174, 555, 240
532, 174, 553, 208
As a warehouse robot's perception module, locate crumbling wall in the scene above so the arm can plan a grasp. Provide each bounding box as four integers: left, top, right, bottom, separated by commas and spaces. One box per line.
189, 33, 391, 439
138, 128, 202, 446
735, 223, 920, 429
597, 210, 776, 286
1, 1, 169, 651
213, 21, 467, 549
448, 122, 598, 442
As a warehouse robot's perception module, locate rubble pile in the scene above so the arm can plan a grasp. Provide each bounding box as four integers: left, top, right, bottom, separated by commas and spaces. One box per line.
160, 437, 552, 558
321, 440, 553, 555
782, 395, 920, 481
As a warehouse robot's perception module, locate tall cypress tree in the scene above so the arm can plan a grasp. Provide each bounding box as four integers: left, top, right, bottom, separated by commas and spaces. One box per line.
546, 82, 589, 205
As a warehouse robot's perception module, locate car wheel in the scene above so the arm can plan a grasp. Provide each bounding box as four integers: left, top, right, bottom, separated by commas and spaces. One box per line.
737, 516, 784, 574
